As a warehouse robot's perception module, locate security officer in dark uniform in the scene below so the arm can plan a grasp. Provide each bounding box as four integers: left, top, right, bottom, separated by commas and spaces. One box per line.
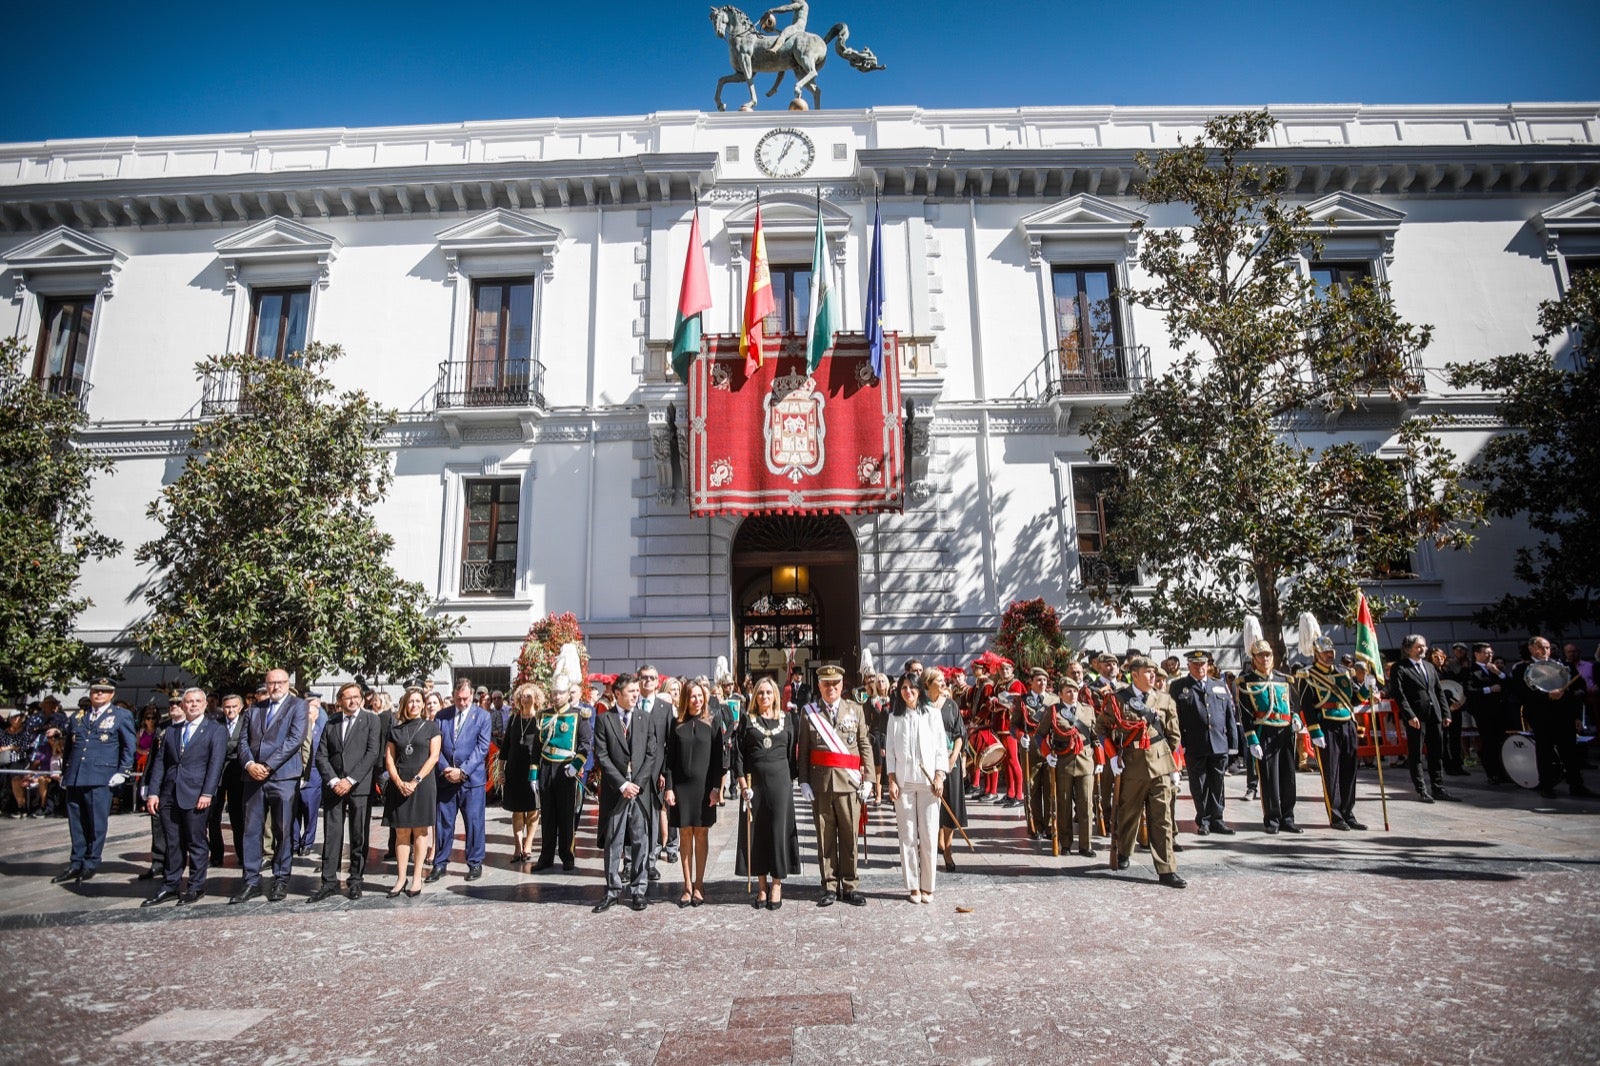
1169, 650, 1239, 835
54, 678, 137, 884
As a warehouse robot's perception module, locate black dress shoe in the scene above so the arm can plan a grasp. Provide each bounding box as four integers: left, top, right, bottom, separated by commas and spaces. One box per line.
1114, 857, 1130, 871
230, 883, 262, 904
1195, 824, 1211, 836
178, 890, 203, 905
424, 867, 444, 884
647, 867, 662, 881
464, 865, 483, 881
1211, 824, 1236, 835
1345, 818, 1369, 831
817, 891, 837, 907
137, 868, 157, 881
306, 883, 341, 903
142, 889, 179, 907
1079, 848, 1096, 858
592, 894, 619, 913
561, 861, 577, 873
267, 882, 287, 902
531, 858, 555, 871
1173, 841, 1185, 852
347, 883, 362, 901
1264, 824, 1280, 834
627, 896, 648, 911
51, 867, 83, 884
77, 870, 96, 882
1281, 823, 1305, 834
842, 890, 867, 907
1433, 790, 1461, 802
1417, 791, 1436, 803
1330, 818, 1351, 831
1158, 872, 1188, 889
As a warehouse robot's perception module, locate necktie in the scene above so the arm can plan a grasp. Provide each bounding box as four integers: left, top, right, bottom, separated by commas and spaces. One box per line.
621, 712, 631, 737
181, 722, 193, 752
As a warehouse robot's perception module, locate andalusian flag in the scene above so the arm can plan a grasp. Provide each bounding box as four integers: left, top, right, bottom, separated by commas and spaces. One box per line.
805, 192, 837, 371
1354, 591, 1385, 685
740, 203, 775, 374
670, 207, 711, 383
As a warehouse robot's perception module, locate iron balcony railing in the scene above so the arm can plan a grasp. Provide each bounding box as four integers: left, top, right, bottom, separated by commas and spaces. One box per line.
37, 373, 93, 410
1015, 344, 1152, 403
460, 559, 516, 596
200, 366, 250, 416
435, 359, 546, 411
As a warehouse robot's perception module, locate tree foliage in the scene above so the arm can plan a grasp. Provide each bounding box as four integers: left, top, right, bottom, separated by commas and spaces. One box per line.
991, 598, 1075, 675
0, 336, 121, 696
134, 343, 460, 691
1084, 111, 1481, 657
1448, 269, 1600, 634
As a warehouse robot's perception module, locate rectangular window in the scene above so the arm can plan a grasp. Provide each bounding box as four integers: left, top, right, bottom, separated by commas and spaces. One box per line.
1308, 261, 1373, 295
469, 278, 534, 398
248, 287, 310, 361
460, 477, 519, 596
1353, 460, 1416, 580
1051, 266, 1124, 384
767, 265, 812, 337
1071, 465, 1137, 585
34, 295, 94, 399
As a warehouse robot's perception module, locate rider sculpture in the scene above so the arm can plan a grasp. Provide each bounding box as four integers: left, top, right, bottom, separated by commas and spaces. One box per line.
709, 2, 885, 112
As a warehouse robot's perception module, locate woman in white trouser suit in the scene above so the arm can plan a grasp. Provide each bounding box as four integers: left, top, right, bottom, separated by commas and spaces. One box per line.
885, 672, 949, 904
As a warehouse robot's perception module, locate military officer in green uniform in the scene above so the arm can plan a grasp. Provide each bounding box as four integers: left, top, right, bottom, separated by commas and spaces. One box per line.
1102, 657, 1186, 888
1299, 636, 1367, 830
1239, 640, 1305, 834
535, 670, 594, 871
798, 664, 874, 906
55, 678, 137, 884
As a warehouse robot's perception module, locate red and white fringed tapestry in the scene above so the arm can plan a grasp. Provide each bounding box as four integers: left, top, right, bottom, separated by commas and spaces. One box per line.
688, 332, 903, 516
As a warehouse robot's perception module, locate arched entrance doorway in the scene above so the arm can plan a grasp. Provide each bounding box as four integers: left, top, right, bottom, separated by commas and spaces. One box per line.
730, 515, 860, 685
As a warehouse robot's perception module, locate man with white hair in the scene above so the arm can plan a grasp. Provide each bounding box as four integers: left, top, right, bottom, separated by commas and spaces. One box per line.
143, 688, 226, 906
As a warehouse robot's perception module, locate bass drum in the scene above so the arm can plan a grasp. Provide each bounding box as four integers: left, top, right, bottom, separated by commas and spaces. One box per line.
1501, 734, 1539, 790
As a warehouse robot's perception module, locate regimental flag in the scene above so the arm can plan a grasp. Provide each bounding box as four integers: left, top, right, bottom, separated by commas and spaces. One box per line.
1354, 591, 1385, 685
805, 192, 837, 371
671, 207, 712, 384
863, 196, 886, 380
740, 203, 775, 374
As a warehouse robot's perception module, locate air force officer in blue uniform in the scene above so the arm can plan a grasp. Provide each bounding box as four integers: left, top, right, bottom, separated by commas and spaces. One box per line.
428, 678, 491, 882
234, 668, 307, 903
1170, 650, 1240, 835
54, 678, 137, 884
143, 687, 226, 905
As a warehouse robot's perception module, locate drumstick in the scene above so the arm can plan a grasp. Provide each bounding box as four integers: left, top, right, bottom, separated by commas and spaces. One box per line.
920, 764, 975, 851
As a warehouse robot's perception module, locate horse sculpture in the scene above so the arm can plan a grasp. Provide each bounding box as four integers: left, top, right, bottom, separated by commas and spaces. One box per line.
709, 5, 884, 112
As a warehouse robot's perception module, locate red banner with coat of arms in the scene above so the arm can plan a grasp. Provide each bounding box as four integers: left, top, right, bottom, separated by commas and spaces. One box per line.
688, 332, 903, 516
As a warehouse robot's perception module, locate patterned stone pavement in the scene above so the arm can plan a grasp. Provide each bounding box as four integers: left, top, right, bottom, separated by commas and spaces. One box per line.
2, 767, 1597, 1065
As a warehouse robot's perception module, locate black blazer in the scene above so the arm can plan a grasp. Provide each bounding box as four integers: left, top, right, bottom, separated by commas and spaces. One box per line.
315, 712, 383, 796
593, 707, 657, 815
1389, 658, 1449, 724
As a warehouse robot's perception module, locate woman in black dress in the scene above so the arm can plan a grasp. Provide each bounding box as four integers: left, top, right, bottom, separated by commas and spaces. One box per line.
497, 682, 543, 863
926, 668, 967, 871
383, 687, 441, 897
664, 677, 725, 907
733, 677, 800, 909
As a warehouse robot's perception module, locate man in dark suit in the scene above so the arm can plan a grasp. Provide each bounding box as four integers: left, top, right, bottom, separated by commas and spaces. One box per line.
292, 696, 327, 856
1390, 635, 1459, 803
1513, 636, 1595, 799
55, 678, 137, 884
307, 683, 383, 901
208, 693, 248, 866
1464, 642, 1510, 784
428, 678, 491, 883
636, 664, 676, 878
1170, 650, 1239, 835
592, 674, 657, 912
234, 668, 308, 903
143, 687, 227, 906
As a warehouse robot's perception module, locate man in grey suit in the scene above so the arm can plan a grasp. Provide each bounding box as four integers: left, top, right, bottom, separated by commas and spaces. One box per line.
234, 668, 308, 903
307, 682, 383, 901
592, 674, 658, 913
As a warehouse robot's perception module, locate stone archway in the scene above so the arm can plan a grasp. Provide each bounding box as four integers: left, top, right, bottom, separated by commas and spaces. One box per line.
730, 514, 860, 685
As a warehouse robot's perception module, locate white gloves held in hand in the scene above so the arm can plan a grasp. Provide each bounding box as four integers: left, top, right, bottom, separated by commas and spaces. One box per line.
1312, 736, 1326, 749
801, 782, 814, 802
1045, 754, 1058, 768
1250, 743, 1264, 760
109, 773, 126, 788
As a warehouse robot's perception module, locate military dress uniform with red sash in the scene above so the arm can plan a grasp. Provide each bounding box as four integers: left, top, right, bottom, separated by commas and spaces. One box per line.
1084, 672, 1118, 834
798, 687, 875, 903
1100, 683, 1182, 879
1036, 696, 1097, 855
1015, 685, 1053, 835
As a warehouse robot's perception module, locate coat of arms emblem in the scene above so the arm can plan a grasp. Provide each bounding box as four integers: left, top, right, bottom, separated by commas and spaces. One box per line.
763, 367, 826, 482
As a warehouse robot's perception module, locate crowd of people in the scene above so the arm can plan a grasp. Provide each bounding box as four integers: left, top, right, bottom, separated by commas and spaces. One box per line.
12, 630, 1596, 907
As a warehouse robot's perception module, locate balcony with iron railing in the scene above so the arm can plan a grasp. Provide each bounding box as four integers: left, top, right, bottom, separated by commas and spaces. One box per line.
36, 373, 93, 410
459, 558, 517, 596
435, 359, 546, 411
1014, 343, 1152, 404
200, 365, 250, 416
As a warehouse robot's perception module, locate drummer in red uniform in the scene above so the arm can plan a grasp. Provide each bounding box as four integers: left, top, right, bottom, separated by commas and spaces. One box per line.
991, 659, 1026, 810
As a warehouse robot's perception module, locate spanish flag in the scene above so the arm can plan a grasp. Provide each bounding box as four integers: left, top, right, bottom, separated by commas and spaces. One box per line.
740, 204, 775, 374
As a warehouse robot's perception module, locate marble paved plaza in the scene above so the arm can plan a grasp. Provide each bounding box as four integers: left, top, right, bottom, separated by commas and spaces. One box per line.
2, 768, 1597, 1065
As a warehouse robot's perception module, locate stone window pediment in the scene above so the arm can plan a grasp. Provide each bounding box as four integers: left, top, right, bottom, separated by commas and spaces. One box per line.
1534, 188, 1600, 260
435, 208, 562, 280
725, 193, 852, 264
4, 226, 126, 297
1018, 194, 1148, 264
213, 216, 340, 292
1302, 192, 1405, 264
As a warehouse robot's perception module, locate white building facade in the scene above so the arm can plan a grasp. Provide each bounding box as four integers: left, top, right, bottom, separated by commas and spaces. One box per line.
4, 104, 1598, 697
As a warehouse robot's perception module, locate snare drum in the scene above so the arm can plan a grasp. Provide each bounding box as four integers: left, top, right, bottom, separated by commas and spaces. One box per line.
1501, 734, 1539, 790
976, 739, 1006, 774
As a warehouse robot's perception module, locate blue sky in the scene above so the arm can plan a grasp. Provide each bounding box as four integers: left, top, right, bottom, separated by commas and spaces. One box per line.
10, 0, 1600, 142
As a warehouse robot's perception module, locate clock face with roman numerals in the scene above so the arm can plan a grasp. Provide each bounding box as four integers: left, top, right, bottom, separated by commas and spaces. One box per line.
755, 128, 815, 179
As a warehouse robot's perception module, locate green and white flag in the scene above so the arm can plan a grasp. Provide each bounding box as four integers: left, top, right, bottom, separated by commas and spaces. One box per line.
805, 194, 837, 371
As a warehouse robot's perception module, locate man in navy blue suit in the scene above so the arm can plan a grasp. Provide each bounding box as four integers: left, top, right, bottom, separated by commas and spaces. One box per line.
233, 668, 307, 903
292, 696, 328, 856
54, 678, 137, 884
143, 687, 227, 906
428, 678, 491, 883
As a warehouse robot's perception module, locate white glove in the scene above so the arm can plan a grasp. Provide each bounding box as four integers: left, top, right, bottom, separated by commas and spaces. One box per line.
741, 787, 754, 803
109, 773, 126, 788
801, 782, 814, 802
857, 784, 872, 802
1019, 735, 1032, 751
1312, 735, 1326, 749
1110, 755, 1124, 776
1093, 763, 1104, 775
1172, 772, 1182, 786
1045, 754, 1058, 768
1249, 743, 1264, 760
564, 764, 578, 778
